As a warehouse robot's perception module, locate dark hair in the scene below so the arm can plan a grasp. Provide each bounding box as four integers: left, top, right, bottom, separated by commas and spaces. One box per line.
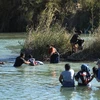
65, 64, 70, 70
75, 30, 81, 34
20, 52, 25, 57
46, 44, 50, 47
46, 44, 54, 47
28, 54, 33, 58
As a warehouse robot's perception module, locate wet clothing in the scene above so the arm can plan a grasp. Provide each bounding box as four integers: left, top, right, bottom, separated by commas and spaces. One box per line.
75, 71, 91, 86
28, 58, 36, 66
49, 47, 60, 63
14, 56, 25, 67
50, 53, 60, 63
61, 69, 75, 87
70, 34, 79, 44
97, 68, 100, 80
92, 67, 98, 77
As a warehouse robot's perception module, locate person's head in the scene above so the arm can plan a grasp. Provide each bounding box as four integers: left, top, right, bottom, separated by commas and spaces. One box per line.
75, 30, 81, 35
46, 44, 54, 48
96, 59, 100, 67
28, 54, 33, 58
65, 64, 70, 71
81, 64, 90, 72
20, 52, 25, 58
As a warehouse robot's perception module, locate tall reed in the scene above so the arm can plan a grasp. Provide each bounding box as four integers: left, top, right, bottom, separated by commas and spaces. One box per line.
22, 29, 71, 60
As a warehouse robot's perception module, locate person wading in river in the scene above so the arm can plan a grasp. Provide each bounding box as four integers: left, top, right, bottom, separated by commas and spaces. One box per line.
92, 59, 100, 82
59, 64, 75, 87
46, 44, 60, 63
75, 64, 94, 87
14, 52, 30, 67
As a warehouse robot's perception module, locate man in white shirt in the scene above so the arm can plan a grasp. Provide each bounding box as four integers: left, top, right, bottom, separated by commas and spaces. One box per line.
59, 64, 75, 87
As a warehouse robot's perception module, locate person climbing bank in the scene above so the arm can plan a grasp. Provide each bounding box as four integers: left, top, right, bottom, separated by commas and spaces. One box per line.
70, 30, 84, 53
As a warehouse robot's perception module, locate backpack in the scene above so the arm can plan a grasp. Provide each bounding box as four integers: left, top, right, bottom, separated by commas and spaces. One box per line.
75, 71, 90, 85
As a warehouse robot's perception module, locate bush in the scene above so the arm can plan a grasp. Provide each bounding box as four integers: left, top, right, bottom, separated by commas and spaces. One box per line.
22, 29, 72, 60
67, 30, 100, 61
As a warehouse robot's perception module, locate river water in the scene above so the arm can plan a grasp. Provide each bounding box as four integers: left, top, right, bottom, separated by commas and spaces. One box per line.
0, 34, 100, 100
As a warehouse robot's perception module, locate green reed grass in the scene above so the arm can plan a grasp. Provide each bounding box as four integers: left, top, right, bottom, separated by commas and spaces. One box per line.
22, 30, 71, 60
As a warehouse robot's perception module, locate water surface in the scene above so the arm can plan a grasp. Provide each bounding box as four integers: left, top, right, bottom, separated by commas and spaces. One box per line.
0, 34, 100, 100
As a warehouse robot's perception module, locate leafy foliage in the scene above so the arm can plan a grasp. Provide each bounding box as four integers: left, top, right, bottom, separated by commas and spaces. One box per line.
0, 0, 99, 32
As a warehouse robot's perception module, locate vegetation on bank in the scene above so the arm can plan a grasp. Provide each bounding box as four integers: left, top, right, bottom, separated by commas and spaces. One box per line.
67, 28, 100, 61
20, 0, 100, 61
22, 26, 100, 61
0, 0, 100, 33
22, 27, 72, 60
1, 0, 100, 61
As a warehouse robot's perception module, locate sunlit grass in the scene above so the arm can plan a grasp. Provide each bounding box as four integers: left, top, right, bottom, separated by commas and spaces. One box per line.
22, 29, 72, 60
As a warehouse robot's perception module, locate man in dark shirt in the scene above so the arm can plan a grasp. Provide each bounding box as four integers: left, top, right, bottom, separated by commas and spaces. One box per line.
14, 52, 30, 67
70, 30, 82, 53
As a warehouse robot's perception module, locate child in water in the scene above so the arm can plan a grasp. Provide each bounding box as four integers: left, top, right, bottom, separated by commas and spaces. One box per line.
28, 54, 44, 66
28, 54, 37, 66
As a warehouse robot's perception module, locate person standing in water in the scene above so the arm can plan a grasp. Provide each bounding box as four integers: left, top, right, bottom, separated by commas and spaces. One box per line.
46, 44, 60, 63
75, 64, 94, 87
28, 54, 37, 66
14, 52, 30, 67
59, 64, 75, 87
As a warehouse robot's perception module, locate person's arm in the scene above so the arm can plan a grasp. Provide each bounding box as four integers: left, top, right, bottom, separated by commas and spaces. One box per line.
75, 72, 79, 81
59, 74, 63, 85
24, 60, 30, 64
87, 74, 95, 83
95, 71, 100, 82
22, 58, 30, 65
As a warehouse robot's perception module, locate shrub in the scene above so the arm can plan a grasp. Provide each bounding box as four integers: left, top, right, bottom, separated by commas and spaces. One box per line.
22, 29, 72, 60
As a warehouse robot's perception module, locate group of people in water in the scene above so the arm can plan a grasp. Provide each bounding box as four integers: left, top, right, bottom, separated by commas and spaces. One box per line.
13, 51, 100, 88
13, 30, 84, 67
0, 30, 99, 88
0, 45, 100, 88
59, 59, 100, 87
13, 52, 44, 67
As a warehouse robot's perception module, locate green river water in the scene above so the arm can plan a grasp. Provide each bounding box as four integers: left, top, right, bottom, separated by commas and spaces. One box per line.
0, 33, 100, 100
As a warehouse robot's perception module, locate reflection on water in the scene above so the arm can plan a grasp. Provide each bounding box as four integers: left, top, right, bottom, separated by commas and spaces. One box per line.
0, 63, 100, 100
0, 34, 100, 100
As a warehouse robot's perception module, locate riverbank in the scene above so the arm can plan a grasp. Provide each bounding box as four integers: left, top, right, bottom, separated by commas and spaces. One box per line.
0, 32, 26, 39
